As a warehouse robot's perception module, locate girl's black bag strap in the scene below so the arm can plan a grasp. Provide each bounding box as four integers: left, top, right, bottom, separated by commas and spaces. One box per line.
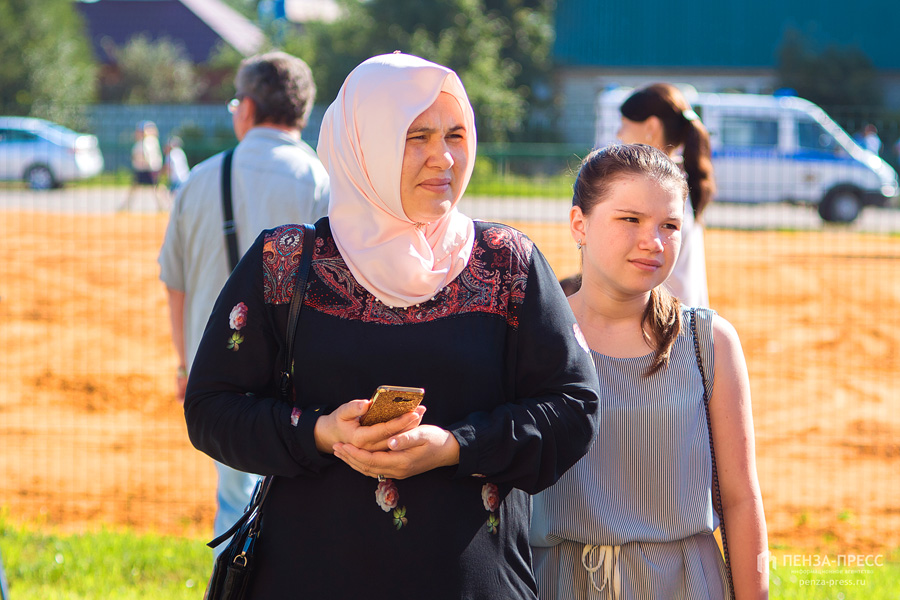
220, 148, 240, 273
689, 308, 735, 600
207, 222, 316, 549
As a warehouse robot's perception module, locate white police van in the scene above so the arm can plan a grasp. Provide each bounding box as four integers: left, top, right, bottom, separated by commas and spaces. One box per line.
596, 87, 899, 223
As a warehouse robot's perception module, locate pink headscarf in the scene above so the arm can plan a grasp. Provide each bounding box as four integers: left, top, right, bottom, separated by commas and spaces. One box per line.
317, 53, 477, 308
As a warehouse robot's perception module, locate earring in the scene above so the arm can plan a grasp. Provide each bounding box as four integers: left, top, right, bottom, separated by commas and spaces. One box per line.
576, 240, 584, 250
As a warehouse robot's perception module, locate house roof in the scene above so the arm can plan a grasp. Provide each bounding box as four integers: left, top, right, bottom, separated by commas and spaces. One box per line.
76, 0, 265, 63
553, 0, 900, 70
181, 0, 265, 55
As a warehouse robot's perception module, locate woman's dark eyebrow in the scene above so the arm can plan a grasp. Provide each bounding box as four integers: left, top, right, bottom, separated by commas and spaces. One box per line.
406, 123, 466, 135
612, 208, 683, 221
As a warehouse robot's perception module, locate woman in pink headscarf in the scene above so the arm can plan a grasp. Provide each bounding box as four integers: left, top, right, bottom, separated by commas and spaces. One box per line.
185, 53, 600, 599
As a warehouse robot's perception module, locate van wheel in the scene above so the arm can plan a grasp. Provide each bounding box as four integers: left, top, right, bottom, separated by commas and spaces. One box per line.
25, 165, 56, 191
818, 187, 862, 223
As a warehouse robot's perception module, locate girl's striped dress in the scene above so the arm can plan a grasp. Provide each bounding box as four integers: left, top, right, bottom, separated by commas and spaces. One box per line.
530, 307, 728, 599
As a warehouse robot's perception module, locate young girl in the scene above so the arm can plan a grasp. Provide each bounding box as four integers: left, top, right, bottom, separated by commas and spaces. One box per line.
618, 83, 715, 308
531, 145, 768, 599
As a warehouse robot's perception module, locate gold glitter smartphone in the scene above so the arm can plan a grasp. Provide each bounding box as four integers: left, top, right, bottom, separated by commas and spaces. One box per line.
358, 385, 425, 427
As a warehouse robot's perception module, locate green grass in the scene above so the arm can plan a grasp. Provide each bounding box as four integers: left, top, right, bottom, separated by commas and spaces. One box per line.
75, 170, 133, 187
0, 518, 211, 599
1, 169, 578, 197
466, 172, 574, 198
2, 516, 899, 598
0, 170, 143, 190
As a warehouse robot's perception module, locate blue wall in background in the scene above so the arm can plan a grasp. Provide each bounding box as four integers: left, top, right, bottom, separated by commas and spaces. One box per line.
554, 0, 900, 69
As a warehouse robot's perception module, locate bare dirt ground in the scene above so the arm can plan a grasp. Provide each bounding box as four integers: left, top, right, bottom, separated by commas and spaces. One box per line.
1, 212, 898, 554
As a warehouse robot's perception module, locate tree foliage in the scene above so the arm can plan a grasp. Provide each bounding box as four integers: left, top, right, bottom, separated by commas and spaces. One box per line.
101, 34, 205, 104
0, 0, 97, 128
217, 0, 257, 20
481, 1, 556, 110
200, 42, 251, 103
285, 0, 555, 141
776, 28, 883, 111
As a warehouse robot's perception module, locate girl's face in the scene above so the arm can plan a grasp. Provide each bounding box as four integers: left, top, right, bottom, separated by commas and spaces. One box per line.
572, 174, 684, 298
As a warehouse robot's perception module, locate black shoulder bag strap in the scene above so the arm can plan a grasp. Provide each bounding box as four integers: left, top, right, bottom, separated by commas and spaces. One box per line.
690, 308, 735, 599
207, 223, 317, 549
280, 223, 317, 401
220, 148, 240, 273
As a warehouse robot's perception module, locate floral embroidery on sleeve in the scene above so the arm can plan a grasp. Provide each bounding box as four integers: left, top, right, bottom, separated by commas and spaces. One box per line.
482, 483, 500, 534
375, 479, 408, 530
226, 302, 248, 351
392, 506, 408, 530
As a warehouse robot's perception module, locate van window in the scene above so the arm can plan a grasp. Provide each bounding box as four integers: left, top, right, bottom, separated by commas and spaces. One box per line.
720, 117, 778, 148
797, 119, 837, 154
0, 129, 39, 143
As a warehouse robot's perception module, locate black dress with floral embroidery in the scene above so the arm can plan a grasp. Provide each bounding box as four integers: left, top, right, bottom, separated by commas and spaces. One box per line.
185, 218, 600, 600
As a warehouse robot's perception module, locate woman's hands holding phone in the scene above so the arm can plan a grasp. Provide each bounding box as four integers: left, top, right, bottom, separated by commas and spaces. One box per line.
313, 396, 461, 480
314, 399, 425, 454
333, 422, 460, 480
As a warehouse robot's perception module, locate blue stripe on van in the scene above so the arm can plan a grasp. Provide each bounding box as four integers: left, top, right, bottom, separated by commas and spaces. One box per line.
712, 148, 863, 164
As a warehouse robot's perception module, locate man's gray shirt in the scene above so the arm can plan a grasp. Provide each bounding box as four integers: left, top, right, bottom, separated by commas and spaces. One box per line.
158, 127, 330, 369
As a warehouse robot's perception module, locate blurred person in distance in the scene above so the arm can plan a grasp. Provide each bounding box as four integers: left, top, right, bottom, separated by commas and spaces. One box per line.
862, 124, 882, 155
120, 120, 166, 211
163, 135, 190, 196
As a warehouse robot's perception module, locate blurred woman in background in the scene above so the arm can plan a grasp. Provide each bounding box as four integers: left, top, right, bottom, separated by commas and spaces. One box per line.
617, 83, 716, 307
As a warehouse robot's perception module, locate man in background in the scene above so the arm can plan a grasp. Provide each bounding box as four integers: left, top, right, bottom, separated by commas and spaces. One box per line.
862, 124, 882, 155
158, 51, 329, 554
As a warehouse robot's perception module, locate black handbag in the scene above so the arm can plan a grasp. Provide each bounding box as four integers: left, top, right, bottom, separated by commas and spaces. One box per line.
204, 222, 316, 600
689, 308, 735, 600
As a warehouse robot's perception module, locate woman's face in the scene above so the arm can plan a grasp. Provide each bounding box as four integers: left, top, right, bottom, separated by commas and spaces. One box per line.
617, 116, 650, 146
400, 92, 470, 224
574, 174, 683, 298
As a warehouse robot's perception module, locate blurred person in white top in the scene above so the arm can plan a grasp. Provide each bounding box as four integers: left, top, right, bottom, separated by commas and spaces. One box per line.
617, 83, 716, 308
121, 120, 167, 211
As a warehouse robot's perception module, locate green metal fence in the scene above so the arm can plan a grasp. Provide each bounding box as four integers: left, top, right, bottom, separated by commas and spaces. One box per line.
0, 102, 899, 566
